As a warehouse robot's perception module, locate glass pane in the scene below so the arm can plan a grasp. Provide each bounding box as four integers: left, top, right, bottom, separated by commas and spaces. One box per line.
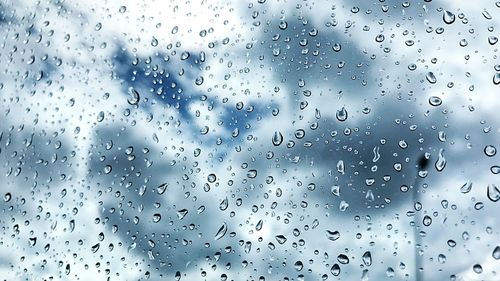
1, 1, 499, 280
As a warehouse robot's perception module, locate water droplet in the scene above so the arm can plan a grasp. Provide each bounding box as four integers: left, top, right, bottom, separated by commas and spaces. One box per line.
215, 223, 227, 240
326, 230, 340, 241
339, 200, 349, 211
127, 87, 140, 105
482, 10, 492, 20
152, 213, 161, 223
247, 169, 258, 178
435, 148, 446, 172
103, 165, 112, 174
3, 192, 11, 202
97, 111, 105, 122
443, 11, 455, 24
494, 73, 500, 85
330, 264, 341, 276
428, 96, 442, 106
473, 264, 483, 274
151, 37, 158, 47
426, 72, 437, 84
489, 36, 498, 45
487, 184, 500, 202
294, 261, 303, 271
91, 243, 100, 253
207, 173, 217, 183
219, 197, 229, 211
362, 251, 372, 266
337, 254, 349, 264
275, 235, 287, 244
484, 145, 496, 157
256, 219, 263, 231
423, 215, 432, 226
460, 181, 473, 194
272, 131, 283, 146
492, 246, 500, 259
177, 209, 188, 220
336, 107, 348, 122
157, 183, 168, 195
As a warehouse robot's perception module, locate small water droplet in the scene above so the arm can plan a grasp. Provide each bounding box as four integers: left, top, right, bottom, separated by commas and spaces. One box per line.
460, 181, 472, 194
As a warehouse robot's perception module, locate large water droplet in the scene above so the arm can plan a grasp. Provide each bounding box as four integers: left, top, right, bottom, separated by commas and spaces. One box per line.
214, 223, 227, 240
492, 246, 500, 259
426, 72, 437, 84
460, 181, 472, 194
326, 230, 340, 241
272, 131, 283, 146
362, 251, 372, 266
487, 184, 500, 202
336, 107, 348, 122
443, 11, 455, 24
127, 87, 140, 105
435, 148, 446, 172
275, 235, 287, 244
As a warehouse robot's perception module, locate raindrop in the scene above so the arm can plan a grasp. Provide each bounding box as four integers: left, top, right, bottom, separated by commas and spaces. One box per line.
443, 11, 455, 24
423, 215, 432, 226
215, 223, 228, 240
219, 197, 229, 211
428, 96, 442, 106
127, 87, 140, 105
152, 213, 162, 223
460, 181, 472, 194
330, 264, 341, 276
3, 192, 11, 202
337, 254, 349, 264
494, 73, 500, 85
336, 107, 348, 122
177, 209, 188, 220
157, 183, 168, 195
426, 72, 437, 84
275, 235, 287, 244
492, 246, 500, 259
272, 131, 283, 146
362, 251, 372, 266
484, 145, 496, 157
435, 148, 446, 172
487, 184, 500, 202
326, 230, 340, 241
207, 173, 217, 183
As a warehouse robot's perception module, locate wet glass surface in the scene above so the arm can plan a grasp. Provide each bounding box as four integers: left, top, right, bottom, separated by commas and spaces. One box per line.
0, 1, 499, 280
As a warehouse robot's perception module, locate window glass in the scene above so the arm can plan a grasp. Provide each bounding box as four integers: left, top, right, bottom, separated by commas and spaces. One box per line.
0, 1, 499, 280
